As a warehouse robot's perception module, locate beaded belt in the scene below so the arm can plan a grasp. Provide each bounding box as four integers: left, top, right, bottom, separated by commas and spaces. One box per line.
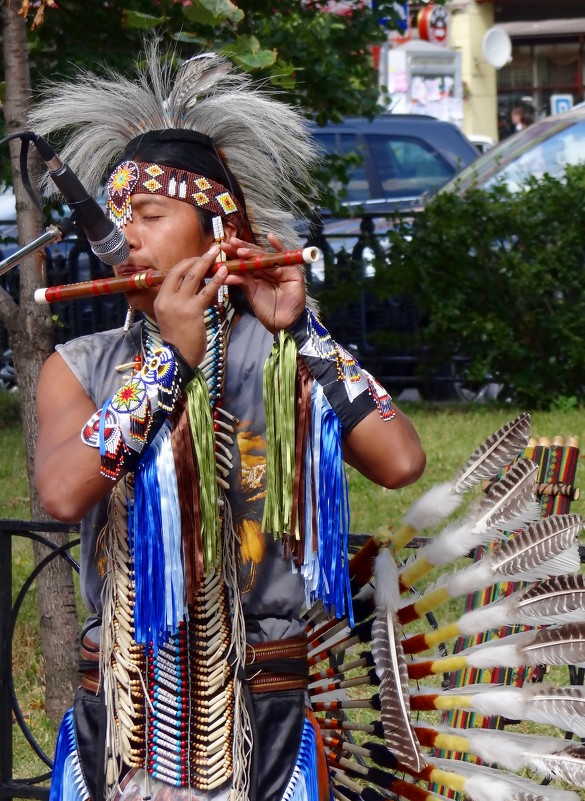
80, 635, 309, 695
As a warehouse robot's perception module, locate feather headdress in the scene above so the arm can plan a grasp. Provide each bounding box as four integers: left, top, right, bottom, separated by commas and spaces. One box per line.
27, 39, 317, 249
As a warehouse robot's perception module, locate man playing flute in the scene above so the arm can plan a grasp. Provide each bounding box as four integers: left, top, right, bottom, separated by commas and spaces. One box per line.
30, 41, 425, 801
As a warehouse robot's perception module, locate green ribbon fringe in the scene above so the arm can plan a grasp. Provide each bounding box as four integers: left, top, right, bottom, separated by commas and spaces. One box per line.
262, 330, 297, 537
186, 370, 221, 574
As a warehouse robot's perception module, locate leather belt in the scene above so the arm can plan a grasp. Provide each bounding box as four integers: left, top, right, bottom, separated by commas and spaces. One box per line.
80, 636, 309, 695
245, 635, 309, 694
81, 669, 100, 693
245, 636, 308, 665
80, 635, 101, 693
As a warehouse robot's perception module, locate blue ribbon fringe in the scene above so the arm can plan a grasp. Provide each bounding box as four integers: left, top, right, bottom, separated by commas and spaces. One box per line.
134, 423, 184, 649
281, 717, 321, 801
312, 387, 354, 626
49, 708, 89, 801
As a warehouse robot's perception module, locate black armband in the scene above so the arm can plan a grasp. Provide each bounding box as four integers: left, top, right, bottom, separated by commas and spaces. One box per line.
166, 343, 198, 388
286, 308, 395, 434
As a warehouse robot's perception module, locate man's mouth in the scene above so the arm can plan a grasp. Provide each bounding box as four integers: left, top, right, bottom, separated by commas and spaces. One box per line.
117, 264, 150, 277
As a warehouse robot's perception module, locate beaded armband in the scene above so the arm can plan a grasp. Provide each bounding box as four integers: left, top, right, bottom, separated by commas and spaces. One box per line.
81, 344, 197, 480
286, 308, 395, 433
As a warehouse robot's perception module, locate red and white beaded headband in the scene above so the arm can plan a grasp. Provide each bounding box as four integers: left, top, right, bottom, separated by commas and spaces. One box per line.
107, 160, 246, 231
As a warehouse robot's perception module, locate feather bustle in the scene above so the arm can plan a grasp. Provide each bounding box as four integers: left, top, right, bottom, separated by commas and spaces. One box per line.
488, 514, 582, 576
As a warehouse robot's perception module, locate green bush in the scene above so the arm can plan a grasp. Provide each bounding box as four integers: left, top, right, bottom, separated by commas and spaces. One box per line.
0, 390, 21, 428
380, 164, 585, 408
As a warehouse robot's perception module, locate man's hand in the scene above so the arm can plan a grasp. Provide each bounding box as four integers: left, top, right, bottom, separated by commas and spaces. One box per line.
154, 245, 228, 367
221, 233, 306, 333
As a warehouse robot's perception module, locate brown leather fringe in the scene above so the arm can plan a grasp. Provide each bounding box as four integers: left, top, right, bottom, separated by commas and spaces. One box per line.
171, 397, 204, 601
289, 359, 314, 567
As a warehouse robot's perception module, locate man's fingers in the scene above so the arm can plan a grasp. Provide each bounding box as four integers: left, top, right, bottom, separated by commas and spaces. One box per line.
164, 246, 221, 288
199, 265, 228, 299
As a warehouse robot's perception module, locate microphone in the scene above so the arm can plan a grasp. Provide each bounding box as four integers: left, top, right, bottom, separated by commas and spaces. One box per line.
29, 133, 129, 267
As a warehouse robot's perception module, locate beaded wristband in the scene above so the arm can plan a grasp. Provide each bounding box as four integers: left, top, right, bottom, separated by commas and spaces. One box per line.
81, 344, 198, 479
286, 308, 395, 433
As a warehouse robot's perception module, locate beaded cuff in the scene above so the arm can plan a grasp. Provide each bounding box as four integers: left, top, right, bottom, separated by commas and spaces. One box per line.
81, 344, 198, 479
286, 308, 395, 433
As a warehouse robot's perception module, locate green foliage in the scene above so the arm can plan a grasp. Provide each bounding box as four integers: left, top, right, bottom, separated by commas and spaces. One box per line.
122, 10, 167, 29
2, 0, 400, 202
0, 390, 22, 429
381, 164, 585, 409
182, 0, 245, 26
16, 0, 394, 122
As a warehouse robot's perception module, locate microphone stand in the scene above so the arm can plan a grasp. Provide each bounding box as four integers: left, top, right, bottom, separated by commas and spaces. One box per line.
0, 217, 76, 278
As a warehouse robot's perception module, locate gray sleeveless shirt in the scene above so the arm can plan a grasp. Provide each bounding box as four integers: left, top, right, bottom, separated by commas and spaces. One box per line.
56, 313, 305, 646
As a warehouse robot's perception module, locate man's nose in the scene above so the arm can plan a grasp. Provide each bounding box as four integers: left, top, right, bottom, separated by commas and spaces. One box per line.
123, 219, 141, 250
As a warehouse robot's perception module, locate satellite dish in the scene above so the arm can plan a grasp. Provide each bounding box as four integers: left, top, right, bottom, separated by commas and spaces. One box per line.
482, 27, 512, 69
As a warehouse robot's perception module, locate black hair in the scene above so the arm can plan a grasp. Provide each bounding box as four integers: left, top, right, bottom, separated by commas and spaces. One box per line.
118, 129, 247, 211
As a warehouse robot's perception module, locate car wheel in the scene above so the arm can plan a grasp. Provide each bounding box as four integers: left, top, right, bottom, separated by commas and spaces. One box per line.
443, 380, 505, 403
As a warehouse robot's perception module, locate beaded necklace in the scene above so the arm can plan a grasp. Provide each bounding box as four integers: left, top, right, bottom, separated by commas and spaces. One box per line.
141, 300, 237, 481
131, 298, 248, 795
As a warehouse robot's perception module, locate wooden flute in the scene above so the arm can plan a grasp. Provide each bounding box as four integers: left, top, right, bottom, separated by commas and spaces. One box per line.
34, 246, 322, 305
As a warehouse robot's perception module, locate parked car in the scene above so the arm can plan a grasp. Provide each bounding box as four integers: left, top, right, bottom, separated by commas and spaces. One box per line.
467, 134, 495, 154
423, 106, 585, 401
303, 114, 479, 400
439, 105, 585, 195
307, 113, 479, 242
306, 107, 585, 402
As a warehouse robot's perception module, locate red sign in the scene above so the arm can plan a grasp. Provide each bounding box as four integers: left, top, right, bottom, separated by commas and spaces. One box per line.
418, 4, 449, 45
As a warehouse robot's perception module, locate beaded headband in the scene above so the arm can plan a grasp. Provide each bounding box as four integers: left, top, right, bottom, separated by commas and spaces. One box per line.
107, 159, 246, 232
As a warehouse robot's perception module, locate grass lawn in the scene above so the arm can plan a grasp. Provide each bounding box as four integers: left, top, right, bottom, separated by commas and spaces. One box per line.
2, 391, 584, 794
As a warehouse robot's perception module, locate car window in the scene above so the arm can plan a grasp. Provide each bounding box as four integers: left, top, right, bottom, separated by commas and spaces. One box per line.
482, 121, 585, 192
315, 132, 370, 203
368, 135, 453, 199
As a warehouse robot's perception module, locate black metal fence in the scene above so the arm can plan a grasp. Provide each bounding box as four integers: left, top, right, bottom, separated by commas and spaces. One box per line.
1, 215, 473, 400
0, 228, 127, 353
0, 520, 79, 801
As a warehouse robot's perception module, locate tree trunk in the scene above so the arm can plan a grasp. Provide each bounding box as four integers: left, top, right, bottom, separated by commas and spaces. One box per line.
1, 0, 79, 724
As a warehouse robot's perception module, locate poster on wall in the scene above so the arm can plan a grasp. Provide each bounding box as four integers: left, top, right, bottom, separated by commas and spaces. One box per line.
379, 40, 463, 126
410, 74, 462, 122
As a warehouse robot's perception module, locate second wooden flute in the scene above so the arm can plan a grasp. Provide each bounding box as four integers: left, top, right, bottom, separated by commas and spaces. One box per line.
34, 246, 322, 305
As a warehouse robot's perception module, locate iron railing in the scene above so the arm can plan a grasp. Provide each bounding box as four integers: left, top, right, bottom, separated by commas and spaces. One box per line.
1, 215, 474, 397
0, 520, 79, 801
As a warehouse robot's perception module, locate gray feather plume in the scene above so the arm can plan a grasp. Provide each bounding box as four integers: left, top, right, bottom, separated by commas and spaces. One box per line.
169, 53, 233, 109
453, 412, 531, 494
27, 38, 317, 250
